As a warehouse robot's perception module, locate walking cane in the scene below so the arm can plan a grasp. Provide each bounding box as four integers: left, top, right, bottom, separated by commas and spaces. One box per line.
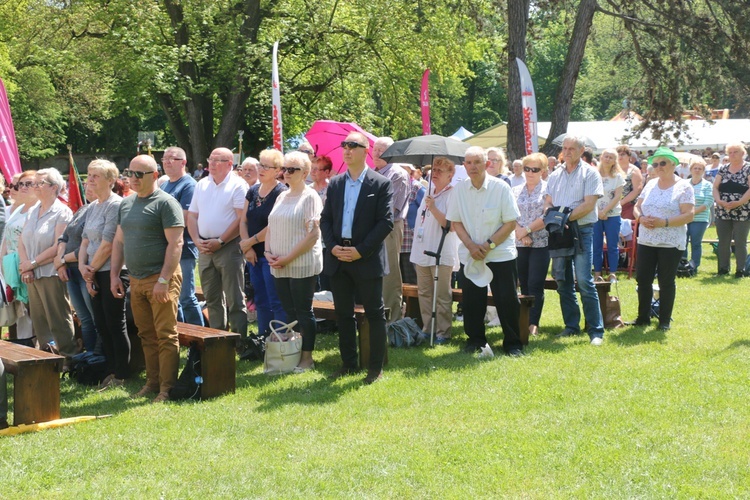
423, 220, 451, 347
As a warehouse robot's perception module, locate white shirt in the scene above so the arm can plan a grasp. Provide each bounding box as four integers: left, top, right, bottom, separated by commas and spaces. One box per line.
410, 184, 459, 270
510, 173, 526, 188
446, 174, 520, 263
450, 165, 469, 186
188, 173, 248, 238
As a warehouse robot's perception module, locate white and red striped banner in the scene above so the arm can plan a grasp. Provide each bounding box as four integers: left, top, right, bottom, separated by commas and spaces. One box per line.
272, 41, 283, 152
516, 58, 539, 154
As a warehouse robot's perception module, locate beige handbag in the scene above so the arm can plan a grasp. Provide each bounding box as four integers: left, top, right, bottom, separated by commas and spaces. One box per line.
263, 320, 302, 375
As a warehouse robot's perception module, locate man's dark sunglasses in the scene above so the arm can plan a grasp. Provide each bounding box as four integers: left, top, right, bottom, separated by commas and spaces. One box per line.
123, 169, 157, 179
340, 141, 366, 150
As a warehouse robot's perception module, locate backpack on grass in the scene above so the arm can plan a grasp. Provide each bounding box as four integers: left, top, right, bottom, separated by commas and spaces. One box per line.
387, 317, 425, 347
68, 351, 108, 386
169, 342, 202, 401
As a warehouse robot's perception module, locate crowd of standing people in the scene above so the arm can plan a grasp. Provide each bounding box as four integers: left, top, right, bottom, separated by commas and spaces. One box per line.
1, 132, 749, 427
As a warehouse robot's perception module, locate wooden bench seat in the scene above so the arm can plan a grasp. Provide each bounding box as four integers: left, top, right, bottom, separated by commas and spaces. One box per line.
0, 341, 65, 425
312, 300, 388, 368
401, 284, 536, 345
175, 323, 240, 399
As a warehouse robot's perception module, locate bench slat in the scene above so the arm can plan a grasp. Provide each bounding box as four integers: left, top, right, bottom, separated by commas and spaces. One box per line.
0, 341, 65, 374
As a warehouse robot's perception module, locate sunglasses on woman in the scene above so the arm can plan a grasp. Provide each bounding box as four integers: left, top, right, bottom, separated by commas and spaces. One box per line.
651, 160, 670, 167
523, 166, 542, 173
281, 167, 302, 174
16, 181, 34, 188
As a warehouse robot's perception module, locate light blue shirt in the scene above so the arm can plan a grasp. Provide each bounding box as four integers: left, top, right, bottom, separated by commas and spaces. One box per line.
341, 167, 368, 239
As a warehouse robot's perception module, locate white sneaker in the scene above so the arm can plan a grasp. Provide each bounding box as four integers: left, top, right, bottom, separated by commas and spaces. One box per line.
455, 314, 464, 322
477, 343, 495, 359
590, 337, 603, 346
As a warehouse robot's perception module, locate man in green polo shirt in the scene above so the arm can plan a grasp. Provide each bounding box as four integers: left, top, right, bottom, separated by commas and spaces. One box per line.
110, 155, 184, 403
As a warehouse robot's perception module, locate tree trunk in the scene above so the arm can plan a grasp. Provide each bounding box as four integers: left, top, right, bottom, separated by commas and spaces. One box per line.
506, 0, 530, 161
541, 0, 598, 157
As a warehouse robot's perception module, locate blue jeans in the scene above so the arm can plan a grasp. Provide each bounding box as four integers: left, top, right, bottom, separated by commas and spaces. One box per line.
593, 215, 621, 274
556, 224, 604, 338
66, 266, 99, 353
248, 258, 286, 336
177, 256, 204, 326
684, 221, 709, 270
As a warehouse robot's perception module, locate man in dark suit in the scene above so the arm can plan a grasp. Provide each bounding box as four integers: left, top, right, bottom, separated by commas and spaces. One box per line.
321, 132, 393, 384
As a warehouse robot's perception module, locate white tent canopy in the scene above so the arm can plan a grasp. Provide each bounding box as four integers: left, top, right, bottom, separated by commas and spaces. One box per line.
537, 119, 750, 153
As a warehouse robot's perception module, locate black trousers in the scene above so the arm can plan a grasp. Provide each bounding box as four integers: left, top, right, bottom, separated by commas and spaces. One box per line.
273, 276, 317, 352
462, 259, 522, 352
635, 244, 682, 326
329, 265, 387, 372
91, 270, 131, 379
517, 246, 550, 327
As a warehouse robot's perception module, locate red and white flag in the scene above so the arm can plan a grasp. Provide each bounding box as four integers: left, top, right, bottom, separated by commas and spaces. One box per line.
272, 41, 283, 152
516, 58, 539, 154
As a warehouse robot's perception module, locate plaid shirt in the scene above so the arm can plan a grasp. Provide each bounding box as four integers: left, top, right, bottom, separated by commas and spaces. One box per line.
401, 180, 422, 253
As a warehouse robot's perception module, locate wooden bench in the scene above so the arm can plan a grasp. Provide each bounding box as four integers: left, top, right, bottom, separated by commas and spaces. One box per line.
0, 341, 65, 425
312, 300, 388, 368
401, 284, 536, 345
175, 323, 240, 399
544, 278, 611, 321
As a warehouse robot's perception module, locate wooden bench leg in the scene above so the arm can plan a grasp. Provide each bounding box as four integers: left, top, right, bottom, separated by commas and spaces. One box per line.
356, 315, 388, 370
199, 339, 237, 399
519, 305, 530, 346
404, 296, 422, 327
13, 364, 61, 425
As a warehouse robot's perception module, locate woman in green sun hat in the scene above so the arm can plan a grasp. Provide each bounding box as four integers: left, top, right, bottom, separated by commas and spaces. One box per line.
627, 146, 694, 331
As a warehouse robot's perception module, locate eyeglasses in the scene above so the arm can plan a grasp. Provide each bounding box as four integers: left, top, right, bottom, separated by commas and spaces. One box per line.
162, 157, 185, 163
299, 149, 314, 155
123, 169, 157, 179
17, 181, 34, 189
340, 141, 366, 150
651, 160, 670, 167
488, 158, 501, 163
258, 163, 278, 171
207, 158, 232, 164
32, 180, 54, 188
281, 167, 302, 174
523, 166, 542, 173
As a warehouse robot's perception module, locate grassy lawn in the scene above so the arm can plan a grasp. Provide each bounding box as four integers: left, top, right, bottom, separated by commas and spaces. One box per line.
2, 227, 750, 497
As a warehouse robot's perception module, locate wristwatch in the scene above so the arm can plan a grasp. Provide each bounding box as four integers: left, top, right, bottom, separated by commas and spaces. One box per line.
486, 238, 496, 250
157, 277, 169, 285
30, 260, 37, 269
217, 237, 225, 246
525, 226, 532, 235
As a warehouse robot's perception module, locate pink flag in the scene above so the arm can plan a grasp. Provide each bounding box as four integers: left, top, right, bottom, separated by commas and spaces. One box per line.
0, 78, 22, 183
420, 69, 431, 135
271, 41, 283, 152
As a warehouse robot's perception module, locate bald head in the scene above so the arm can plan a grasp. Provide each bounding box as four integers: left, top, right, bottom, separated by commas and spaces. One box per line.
128, 155, 160, 197
208, 147, 234, 182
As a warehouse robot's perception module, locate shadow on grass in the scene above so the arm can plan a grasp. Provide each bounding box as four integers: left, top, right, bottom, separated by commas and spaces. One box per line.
606, 325, 666, 346
726, 339, 750, 350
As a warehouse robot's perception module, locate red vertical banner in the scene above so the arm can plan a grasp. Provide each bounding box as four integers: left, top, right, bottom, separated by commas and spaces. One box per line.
271, 41, 283, 152
420, 69, 431, 135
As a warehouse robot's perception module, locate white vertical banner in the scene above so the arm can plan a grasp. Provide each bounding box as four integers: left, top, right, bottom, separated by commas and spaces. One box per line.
272, 41, 283, 152
515, 57, 539, 154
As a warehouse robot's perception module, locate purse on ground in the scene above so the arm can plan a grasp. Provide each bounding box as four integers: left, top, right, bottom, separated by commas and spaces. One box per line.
263, 319, 302, 375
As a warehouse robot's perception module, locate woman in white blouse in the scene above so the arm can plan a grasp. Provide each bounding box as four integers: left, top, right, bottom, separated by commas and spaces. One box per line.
409, 157, 459, 344
266, 151, 323, 372
593, 149, 625, 283
628, 147, 694, 331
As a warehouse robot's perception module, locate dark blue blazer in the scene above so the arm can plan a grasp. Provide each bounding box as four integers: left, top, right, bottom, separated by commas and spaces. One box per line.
320, 167, 393, 278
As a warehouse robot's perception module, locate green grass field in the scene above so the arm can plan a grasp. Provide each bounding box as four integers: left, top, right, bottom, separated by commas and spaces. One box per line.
2, 227, 750, 497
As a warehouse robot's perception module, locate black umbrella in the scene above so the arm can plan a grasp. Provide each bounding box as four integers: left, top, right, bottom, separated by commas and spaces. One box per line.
380, 134, 471, 166
551, 133, 597, 149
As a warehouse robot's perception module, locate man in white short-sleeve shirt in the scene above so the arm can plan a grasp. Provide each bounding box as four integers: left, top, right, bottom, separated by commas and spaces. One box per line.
188, 147, 249, 336
446, 146, 524, 357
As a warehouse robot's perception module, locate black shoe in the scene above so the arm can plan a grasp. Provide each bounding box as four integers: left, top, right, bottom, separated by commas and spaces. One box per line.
463, 343, 480, 354
735, 271, 747, 279
328, 367, 358, 380
0, 418, 8, 430
658, 324, 671, 331
507, 348, 524, 357
625, 319, 650, 326
717, 268, 729, 276
363, 370, 383, 385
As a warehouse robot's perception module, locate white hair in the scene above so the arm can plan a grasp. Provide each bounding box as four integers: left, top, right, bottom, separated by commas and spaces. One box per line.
464, 146, 487, 163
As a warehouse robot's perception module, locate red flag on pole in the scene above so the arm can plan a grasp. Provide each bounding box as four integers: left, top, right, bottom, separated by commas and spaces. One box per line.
271, 41, 283, 152
420, 69, 431, 135
0, 77, 23, 183
67, 149, 84, 212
